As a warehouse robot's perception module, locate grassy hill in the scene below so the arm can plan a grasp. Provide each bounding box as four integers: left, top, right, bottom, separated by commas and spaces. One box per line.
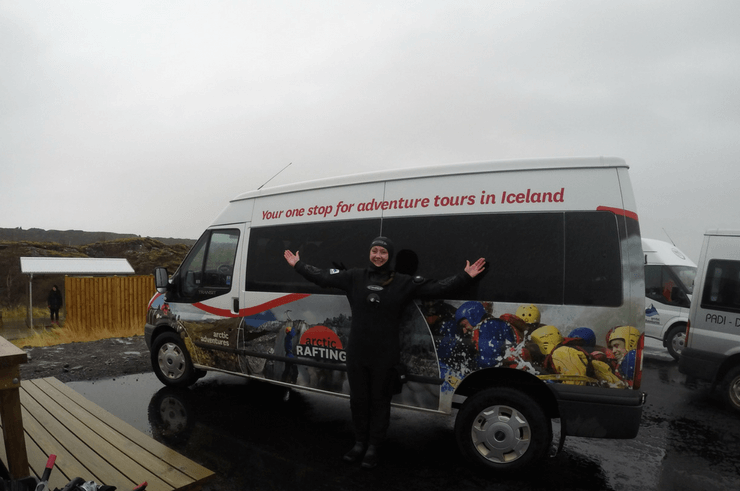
0, 235, 192, 309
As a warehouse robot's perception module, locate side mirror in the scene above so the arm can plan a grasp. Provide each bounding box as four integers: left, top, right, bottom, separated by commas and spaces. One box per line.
154, 267, 170, 294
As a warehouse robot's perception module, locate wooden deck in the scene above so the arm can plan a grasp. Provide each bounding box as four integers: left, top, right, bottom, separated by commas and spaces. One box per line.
0, 376, 215, 491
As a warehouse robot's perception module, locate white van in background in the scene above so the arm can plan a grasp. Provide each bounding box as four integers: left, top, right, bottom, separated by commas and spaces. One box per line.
679, 230, 740, 412
642, 238, 697, 360
146, 156, 646, 472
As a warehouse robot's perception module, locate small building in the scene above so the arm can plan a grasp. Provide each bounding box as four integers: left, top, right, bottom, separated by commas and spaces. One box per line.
20, 257, 136, 328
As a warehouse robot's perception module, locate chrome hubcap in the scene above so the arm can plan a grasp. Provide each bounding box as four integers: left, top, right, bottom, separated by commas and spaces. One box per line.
470, 405, 531, 463
158, 342, 186, 380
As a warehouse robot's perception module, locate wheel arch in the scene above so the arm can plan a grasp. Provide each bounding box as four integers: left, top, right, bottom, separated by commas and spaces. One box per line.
717, 353, 740, 384
454, 367, 560, 419
150, 322, 180, 346
662, 320, 687, 345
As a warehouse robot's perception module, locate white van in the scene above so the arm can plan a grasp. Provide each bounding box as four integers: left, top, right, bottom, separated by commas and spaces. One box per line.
145, 157, 646, 472
679, 230, 740, 411
642, 238, 697, 360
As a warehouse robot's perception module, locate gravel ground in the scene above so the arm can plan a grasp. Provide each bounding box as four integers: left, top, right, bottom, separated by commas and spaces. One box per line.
19, 336, 152, 383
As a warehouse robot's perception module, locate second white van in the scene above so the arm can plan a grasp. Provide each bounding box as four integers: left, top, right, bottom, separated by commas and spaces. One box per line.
642, 238, 696, 360
679, 230, 740, 411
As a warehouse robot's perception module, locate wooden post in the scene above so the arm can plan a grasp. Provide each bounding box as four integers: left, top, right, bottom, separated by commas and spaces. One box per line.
0, 336, 29, 479
27, 273, 33, 329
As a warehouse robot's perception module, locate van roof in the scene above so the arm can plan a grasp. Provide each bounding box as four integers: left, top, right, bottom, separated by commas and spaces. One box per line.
642, 238, 696, 267
703, 229, 740, 237
231, 156, 627, 202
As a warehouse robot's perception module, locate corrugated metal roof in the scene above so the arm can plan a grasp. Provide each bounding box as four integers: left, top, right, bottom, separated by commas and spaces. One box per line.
20, 257, 135, 275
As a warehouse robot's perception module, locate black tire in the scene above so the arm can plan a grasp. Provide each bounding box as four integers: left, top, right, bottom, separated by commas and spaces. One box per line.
665, 324, 686, 361
151, 331, 199, 388
455, 387, 551, 472
721, 365, 740, 412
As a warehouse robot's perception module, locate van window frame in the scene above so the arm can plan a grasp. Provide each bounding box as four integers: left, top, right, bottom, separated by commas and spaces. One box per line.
172, 228, 240, 302
700, 259, 740, 314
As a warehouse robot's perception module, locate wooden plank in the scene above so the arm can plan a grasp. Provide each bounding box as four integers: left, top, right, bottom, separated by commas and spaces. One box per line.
22, 379, 174, 491
0, 336, 27, 368
42, 378, 214, 487
29, 379, 190, 490
5, 378, 214, 491
16, 401, 96, 484
19, 384, 136, 488
0, 416, 73, 490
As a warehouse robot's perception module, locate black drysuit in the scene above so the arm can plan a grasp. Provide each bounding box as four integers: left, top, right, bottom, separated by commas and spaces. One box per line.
294, 260, 472, 445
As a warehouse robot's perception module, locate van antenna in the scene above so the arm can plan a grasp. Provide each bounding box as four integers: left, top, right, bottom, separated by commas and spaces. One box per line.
258, 162, 292, 190
662, 228, 676, 246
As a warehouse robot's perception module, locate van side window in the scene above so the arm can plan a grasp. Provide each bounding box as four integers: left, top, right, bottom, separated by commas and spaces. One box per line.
383, 213, 563, 303
645, 265, 691, 307
246, 220, 381, 293
563, 212, 622, 306
384, 211, 621, 306
246, 212, 622, 306
177, 229, 240, 300
701, 259, 740, 313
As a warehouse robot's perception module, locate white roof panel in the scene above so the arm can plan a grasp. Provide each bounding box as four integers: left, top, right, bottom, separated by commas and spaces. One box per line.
20, 257, 135, 275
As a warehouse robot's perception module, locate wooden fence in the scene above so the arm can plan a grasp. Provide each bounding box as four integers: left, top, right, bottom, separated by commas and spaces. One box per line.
64, 276, 155, 331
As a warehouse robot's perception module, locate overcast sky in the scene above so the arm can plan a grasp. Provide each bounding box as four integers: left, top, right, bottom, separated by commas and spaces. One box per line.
2, 0, 739, 261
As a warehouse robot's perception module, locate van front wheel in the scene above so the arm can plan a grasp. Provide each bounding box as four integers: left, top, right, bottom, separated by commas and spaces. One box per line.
721, 366, 740, 412
665, 324, 686, 361
455, 388, 551, 472
152, 332, 199, 388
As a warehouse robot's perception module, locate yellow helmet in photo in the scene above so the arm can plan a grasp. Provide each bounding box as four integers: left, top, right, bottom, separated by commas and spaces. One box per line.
531, 325, 563, 355
516, 304, 541, 324
607, 325, 641, 351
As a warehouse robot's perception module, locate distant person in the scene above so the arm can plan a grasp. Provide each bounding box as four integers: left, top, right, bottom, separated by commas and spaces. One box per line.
284, 236, 486, 469
48, 285, 63, 325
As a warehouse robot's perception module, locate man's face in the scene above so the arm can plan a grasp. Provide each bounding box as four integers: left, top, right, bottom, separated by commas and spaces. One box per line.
610, 339, 627, 360
369, 246, 389, 268
459, 318, 474, 335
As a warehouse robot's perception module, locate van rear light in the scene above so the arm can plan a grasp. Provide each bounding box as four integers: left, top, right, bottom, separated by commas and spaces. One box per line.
685, 320, 691, 345
633, 334, 645, 390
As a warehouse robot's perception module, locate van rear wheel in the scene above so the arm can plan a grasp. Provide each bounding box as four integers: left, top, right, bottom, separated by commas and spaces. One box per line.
665, 324, 686, 361
455, 388, 551, 472
152, 331, 199, 388
722, 366, 740, 412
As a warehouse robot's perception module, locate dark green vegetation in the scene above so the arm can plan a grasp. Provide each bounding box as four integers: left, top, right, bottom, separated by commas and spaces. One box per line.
0, 228, 192, 309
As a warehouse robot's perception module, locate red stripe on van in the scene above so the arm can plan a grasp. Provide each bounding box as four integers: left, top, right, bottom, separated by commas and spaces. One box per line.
597, 206, 639, 221
194, 293, 311, 318
148, 292, 163, 309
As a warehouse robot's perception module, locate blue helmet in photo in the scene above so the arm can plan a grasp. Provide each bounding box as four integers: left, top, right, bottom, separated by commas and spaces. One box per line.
455, 301, 486, 327
568, 327, 596, 348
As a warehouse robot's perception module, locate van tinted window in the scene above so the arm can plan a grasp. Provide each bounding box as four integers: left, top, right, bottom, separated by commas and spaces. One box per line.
247, 211, 622, 306
701, 259, 740, 313
384, 211, 621, 306
246, 219, 381, 293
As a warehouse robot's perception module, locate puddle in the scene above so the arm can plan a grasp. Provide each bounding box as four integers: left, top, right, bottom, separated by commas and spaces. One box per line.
68, 373, 165, 436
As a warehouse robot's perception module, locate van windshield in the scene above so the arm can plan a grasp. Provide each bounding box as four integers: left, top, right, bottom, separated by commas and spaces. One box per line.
670, 266, 697, 294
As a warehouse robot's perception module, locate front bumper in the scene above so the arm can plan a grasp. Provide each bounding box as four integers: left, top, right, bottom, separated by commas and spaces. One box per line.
679, 347, 725, 383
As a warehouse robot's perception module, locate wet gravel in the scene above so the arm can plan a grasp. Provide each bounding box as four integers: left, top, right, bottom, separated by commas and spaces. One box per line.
19, 336, 152, 383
